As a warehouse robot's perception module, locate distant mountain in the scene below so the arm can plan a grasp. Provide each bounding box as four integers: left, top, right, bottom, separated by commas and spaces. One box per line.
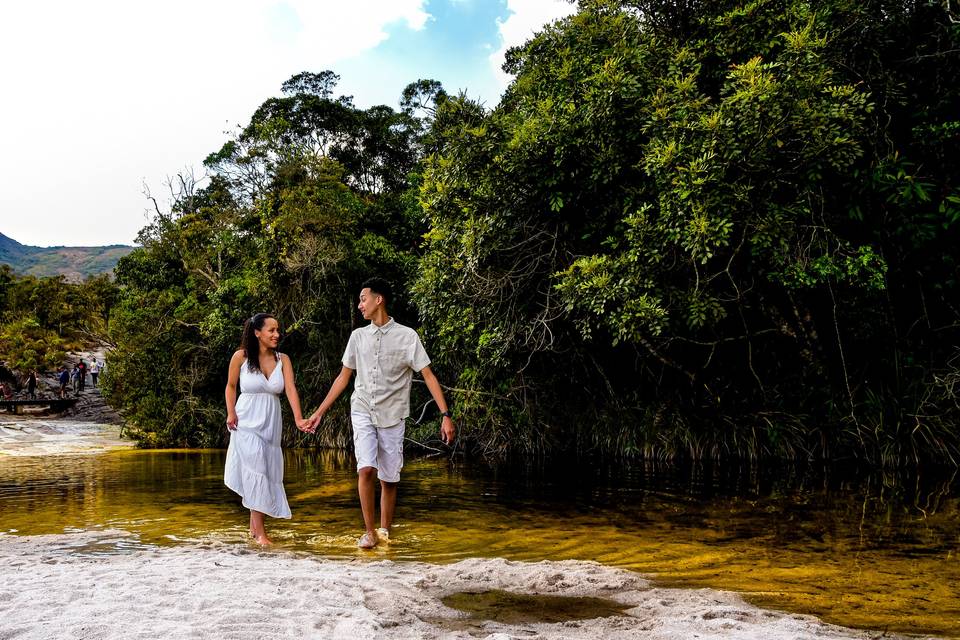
0, 232, 136, 281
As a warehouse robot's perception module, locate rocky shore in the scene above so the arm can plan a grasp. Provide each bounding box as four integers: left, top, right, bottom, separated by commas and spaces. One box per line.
0, 348, 128, 455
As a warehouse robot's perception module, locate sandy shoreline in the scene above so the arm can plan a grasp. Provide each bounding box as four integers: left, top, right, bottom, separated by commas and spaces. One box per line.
0, 530, 928, 640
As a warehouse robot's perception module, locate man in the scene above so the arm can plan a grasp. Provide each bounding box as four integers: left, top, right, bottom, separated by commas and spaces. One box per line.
77, 360, 87, 392
58, 367, 69, 399
306, 278, 456, 549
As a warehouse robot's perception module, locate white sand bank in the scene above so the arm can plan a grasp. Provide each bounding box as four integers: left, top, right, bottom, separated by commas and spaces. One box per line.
0, 531, 925, 640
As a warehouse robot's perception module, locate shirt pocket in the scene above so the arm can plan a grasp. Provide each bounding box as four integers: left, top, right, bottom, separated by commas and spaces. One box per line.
380, 348, 409, 376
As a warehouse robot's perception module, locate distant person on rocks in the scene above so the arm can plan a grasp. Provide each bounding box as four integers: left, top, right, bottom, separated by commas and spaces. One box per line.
1, 382, 12, 401
77, 360, 87, 392
90, 360, 100, 388
27, 370, 37, 399
223, 313, 313, 546
58, 367, 69, 398
70, 366, 79, 395
304, 277, 456, 550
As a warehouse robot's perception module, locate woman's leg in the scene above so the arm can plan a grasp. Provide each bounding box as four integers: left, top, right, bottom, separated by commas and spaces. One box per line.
249, 510, 272, 545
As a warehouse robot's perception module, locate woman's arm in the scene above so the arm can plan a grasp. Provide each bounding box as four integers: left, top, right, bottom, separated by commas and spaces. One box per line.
280, 354, 309, 431
225, 350, 244, 430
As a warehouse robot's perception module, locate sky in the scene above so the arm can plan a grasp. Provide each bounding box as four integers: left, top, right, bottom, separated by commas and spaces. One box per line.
0, 0, 577, 248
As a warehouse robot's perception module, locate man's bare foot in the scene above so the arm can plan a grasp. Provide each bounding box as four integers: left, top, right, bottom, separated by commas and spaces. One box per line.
357, 531, 378, 549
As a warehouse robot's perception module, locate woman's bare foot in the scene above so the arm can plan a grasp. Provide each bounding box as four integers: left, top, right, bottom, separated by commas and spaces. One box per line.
253, 534, 273, 546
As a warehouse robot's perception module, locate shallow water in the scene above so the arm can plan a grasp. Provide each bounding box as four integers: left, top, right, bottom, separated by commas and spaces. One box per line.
1, 448, 957, 636
441, 590, 631, 627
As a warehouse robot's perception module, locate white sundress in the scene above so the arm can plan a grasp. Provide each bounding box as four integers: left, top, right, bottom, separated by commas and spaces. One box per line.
224, 355, 292, 519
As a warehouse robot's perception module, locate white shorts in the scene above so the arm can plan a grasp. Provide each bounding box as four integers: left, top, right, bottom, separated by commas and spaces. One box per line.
351, 412, 405, 483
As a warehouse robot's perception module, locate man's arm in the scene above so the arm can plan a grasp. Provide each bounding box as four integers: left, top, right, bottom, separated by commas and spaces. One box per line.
307, 366, 354, 431
420, 366, 456, 445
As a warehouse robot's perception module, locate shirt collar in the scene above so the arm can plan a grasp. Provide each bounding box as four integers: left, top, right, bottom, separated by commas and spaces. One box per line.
366, 317, 395, 334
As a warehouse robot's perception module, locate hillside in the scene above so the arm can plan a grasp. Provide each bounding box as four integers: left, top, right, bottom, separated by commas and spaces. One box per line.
0, 232, 135, 280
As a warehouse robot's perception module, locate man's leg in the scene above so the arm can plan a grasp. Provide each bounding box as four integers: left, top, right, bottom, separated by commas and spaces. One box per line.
358, 466, 378, 534
352, 412, 381, 548
380, 480, 398, 531
376, 421, 405, 536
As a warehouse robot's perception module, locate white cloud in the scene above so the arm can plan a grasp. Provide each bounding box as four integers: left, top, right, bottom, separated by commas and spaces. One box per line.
489, 0, 577, 89
283, 1, 431, 61
0, 0, 431, 246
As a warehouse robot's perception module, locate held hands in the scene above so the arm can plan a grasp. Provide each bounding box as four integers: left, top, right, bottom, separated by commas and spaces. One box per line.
308, 411, 325, 433
296, 410, 324, 434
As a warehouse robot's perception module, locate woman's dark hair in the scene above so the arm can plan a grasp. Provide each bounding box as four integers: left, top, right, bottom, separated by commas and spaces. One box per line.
361, 277, 392, 305
240, 313, 277, 373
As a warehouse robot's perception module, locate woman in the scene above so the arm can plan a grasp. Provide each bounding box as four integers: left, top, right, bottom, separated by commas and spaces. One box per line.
224, 313, 310, 545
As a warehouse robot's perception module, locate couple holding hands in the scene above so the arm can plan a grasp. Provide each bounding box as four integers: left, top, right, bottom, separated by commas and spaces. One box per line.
223, 278, 456, 547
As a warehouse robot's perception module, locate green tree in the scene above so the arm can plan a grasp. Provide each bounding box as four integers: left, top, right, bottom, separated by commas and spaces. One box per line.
0, 317, 66, 372
106, 73, 431, 447
0, 269, 118, 363
414, 0, 960, 463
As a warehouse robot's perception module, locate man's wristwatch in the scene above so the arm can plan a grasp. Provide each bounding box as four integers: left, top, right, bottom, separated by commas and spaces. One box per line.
440, 410, 453, 419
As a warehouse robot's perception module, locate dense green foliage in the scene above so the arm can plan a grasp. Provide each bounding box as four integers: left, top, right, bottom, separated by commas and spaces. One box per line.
107, 1, 959, 465
104, 73, 430, 447
0, 232, 134, 279
416, 0, 960, 464
0, 265, 117, 372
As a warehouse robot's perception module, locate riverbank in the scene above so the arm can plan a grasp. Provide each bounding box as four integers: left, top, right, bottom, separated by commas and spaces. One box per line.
60, 346, 123, 424
0, 347, 129, 456
0, 529, 921, 640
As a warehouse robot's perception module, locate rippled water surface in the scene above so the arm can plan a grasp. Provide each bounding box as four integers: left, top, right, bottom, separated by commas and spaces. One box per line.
1, 448, 957, 636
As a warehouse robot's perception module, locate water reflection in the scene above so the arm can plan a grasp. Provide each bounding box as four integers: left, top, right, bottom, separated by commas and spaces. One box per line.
1, 449, 958, 636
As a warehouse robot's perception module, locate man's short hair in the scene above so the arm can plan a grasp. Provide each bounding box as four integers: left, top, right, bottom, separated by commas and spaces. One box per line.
362, 277, 392, 305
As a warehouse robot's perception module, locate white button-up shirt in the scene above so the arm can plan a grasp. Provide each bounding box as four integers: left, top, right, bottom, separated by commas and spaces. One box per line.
342, 318, 431, 428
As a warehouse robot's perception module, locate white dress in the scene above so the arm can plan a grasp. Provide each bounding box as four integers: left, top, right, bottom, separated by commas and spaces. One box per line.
223, 355, 291, 519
